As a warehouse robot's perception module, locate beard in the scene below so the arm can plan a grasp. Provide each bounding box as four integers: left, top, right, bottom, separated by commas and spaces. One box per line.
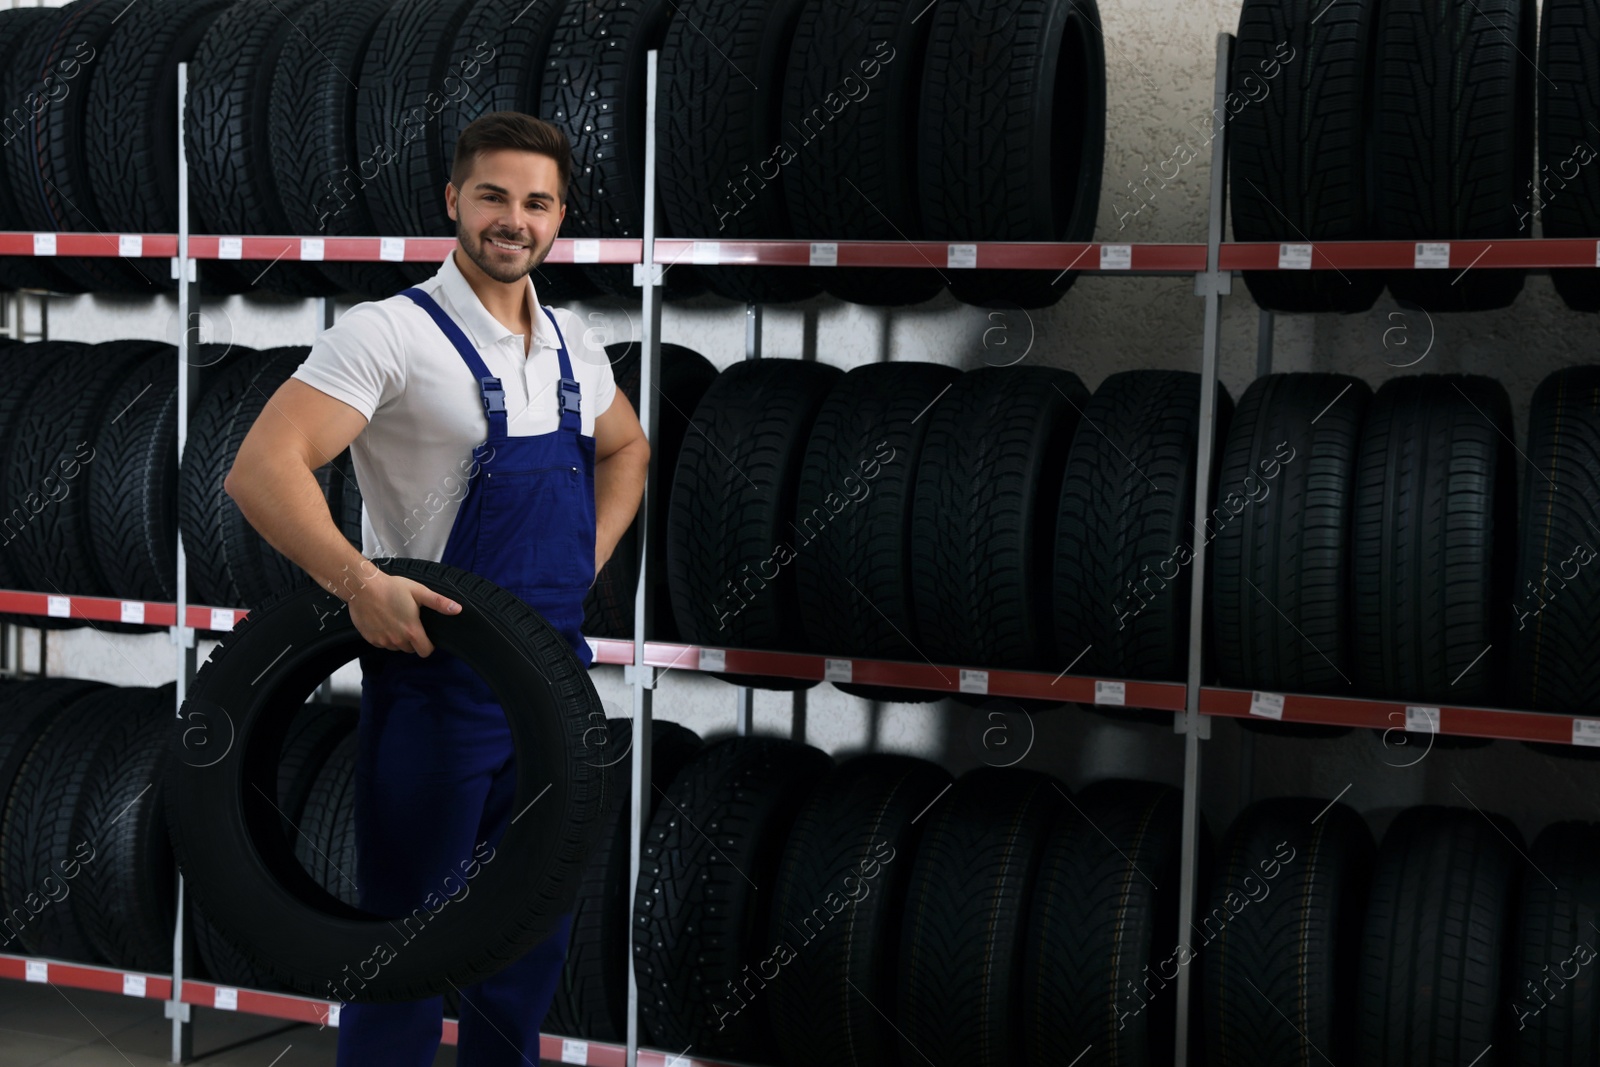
457, 216, 554, 284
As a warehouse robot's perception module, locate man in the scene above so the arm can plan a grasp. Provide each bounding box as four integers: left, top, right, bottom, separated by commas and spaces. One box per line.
224, 111, 651, 1064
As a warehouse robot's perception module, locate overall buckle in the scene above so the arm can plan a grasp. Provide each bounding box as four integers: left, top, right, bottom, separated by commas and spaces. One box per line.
558, 378, 581, 416
481, 376, 506, 415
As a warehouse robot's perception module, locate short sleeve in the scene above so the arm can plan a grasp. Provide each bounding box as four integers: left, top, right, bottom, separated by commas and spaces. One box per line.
289, 301, 406, 421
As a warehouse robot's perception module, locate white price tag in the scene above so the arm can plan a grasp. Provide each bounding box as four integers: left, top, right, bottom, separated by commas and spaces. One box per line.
959, 668, 988, 695
33, 232, 56, 256
218, 237, 243, 260
1573, 718, 1600, 747
1405, 706, 1439, 734
560, 1038, 590, 1064
209, 608, 234, 631
300, 237, 325, 261
698, 648, 725, 672
379, 237, 405, 262
664, 1055, 690, 1067
692, 241, 721, 265
213, 987, 238, 1010
1094, 680, 1126, 706
326, 1002, 340, 1027
25, 961, 47, 983
122, 973, 145, 997
47, 595, 70, 618
120, 601, 145, 624
1278, 243, 1312, 270
1414, 242, 1450, 269
824, 658, 853, 683
119, 234, 142, 257
1100, 244, 1132, 270
573, 239, 601, 264
1594, 240, 1600, 268
809, 242, 838, 267
947, 244, 977, 269
1249, 691, 1285, 720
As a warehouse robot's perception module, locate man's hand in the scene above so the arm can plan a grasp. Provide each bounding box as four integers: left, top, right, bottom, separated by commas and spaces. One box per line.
348, 570, 463, 657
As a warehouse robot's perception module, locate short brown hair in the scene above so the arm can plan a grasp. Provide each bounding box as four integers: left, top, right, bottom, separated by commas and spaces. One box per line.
450, 112, 572, 202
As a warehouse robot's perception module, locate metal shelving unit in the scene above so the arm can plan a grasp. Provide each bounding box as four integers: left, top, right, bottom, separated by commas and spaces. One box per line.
0, 33, 1590, 1067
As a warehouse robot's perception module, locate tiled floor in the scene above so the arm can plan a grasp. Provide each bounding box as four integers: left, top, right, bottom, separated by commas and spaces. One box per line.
0, 982, 465, 1065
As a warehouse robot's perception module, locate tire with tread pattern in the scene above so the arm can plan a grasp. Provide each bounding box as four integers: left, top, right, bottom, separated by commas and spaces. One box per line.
766, 754, 953, 1067
1055, 370, 1231, 682
1203, 797, 1374, 1067
1352, 375, 1515, 704
796, 361, 961, 702
918, 0, 1105, 309
666, 359, 842, 689
657, 0, 821, 304
1512, 367, 1600, 714
548, 718, 704, 1042
1508, 822, 1600, 1064
1212, 374, 1370, 699
1540, 0, 1600, 310
632, 736, 834, 1059
896, 767, 1065, 1067
1358, 805, 1520, 1064
1230, 0, 1383, 312
1374, 0, 1533, 311
912, 366, 1087, 671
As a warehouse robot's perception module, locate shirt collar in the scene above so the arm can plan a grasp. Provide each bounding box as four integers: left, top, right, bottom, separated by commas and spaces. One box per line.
433, 248, 557, 353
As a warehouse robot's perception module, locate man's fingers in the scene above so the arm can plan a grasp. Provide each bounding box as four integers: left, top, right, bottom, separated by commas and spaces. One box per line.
423, 589, 462, 615
411, 626, 435, 658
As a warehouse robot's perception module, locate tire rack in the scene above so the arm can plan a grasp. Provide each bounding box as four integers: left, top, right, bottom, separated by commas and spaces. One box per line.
0, 36, 1586, 1066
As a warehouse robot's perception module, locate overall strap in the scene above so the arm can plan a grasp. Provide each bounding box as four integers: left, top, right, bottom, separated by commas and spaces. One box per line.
541, 305, 582, 435
401, 287, 507, 439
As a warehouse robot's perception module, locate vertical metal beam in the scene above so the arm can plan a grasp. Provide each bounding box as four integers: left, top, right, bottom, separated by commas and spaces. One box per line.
169, 60, 197, 1067
625, 48, 665, 1067
1173, 32, 1235, 1067
735, 305, 761, 737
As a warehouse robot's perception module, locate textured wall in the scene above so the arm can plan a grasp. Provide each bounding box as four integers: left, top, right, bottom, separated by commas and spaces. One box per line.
29, 0, 1585, 842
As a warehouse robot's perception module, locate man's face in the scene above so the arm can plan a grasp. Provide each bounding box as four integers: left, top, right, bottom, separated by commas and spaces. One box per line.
447, 148, 566, 283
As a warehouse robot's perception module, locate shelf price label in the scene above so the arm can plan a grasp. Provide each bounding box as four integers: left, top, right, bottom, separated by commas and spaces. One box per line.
947, 244, 977, 269
301, 238, 325, 261
210, 608, 235, 631
46, 595, 70, 618
1249, 691, 1285, 720
664, 1054, 691, 1067
214, 987, 238, 1010
560, 1038, 590, 1064
698, 648, 725, 672
573, 239, 601, 264
25, 961, 47, 983
1572, 718, 1600, 747
1278, 243, 1312, 270
218, 237, 243, 260
119, 234, 142, 258
1094, 680, 1126, 706
33, 233, 56, 257
809, 242, 838, 267
824, 658, 852, 683
959, 668, 988, 695
379, 237, 406, 262
1100, 244, 1132, 270
1414, 243, 1450, 269
326, 1002, 341, 1027
120, 601, 145, 624
122, 973, 146, 997
692, 241, 721, 265
1405, 706, 1439, 734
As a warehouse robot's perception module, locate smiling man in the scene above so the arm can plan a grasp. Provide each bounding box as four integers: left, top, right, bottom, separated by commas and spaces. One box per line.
224, 112, 651, 1064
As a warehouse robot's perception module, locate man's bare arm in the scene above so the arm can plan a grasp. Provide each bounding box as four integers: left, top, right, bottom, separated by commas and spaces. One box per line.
592, 391, 651, 575
223, 378, 460, 655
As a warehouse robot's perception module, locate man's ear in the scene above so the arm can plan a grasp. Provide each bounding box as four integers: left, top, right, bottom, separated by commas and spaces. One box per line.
445, 181, 457, 221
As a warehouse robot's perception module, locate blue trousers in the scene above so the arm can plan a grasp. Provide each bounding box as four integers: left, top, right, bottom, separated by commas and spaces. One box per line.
336, 652, 574, 1066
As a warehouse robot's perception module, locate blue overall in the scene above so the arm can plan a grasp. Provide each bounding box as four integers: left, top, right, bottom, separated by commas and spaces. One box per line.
337, 287, 596, 1065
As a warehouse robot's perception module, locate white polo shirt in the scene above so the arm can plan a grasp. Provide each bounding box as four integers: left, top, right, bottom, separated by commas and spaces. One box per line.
291, 250, 617, 563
